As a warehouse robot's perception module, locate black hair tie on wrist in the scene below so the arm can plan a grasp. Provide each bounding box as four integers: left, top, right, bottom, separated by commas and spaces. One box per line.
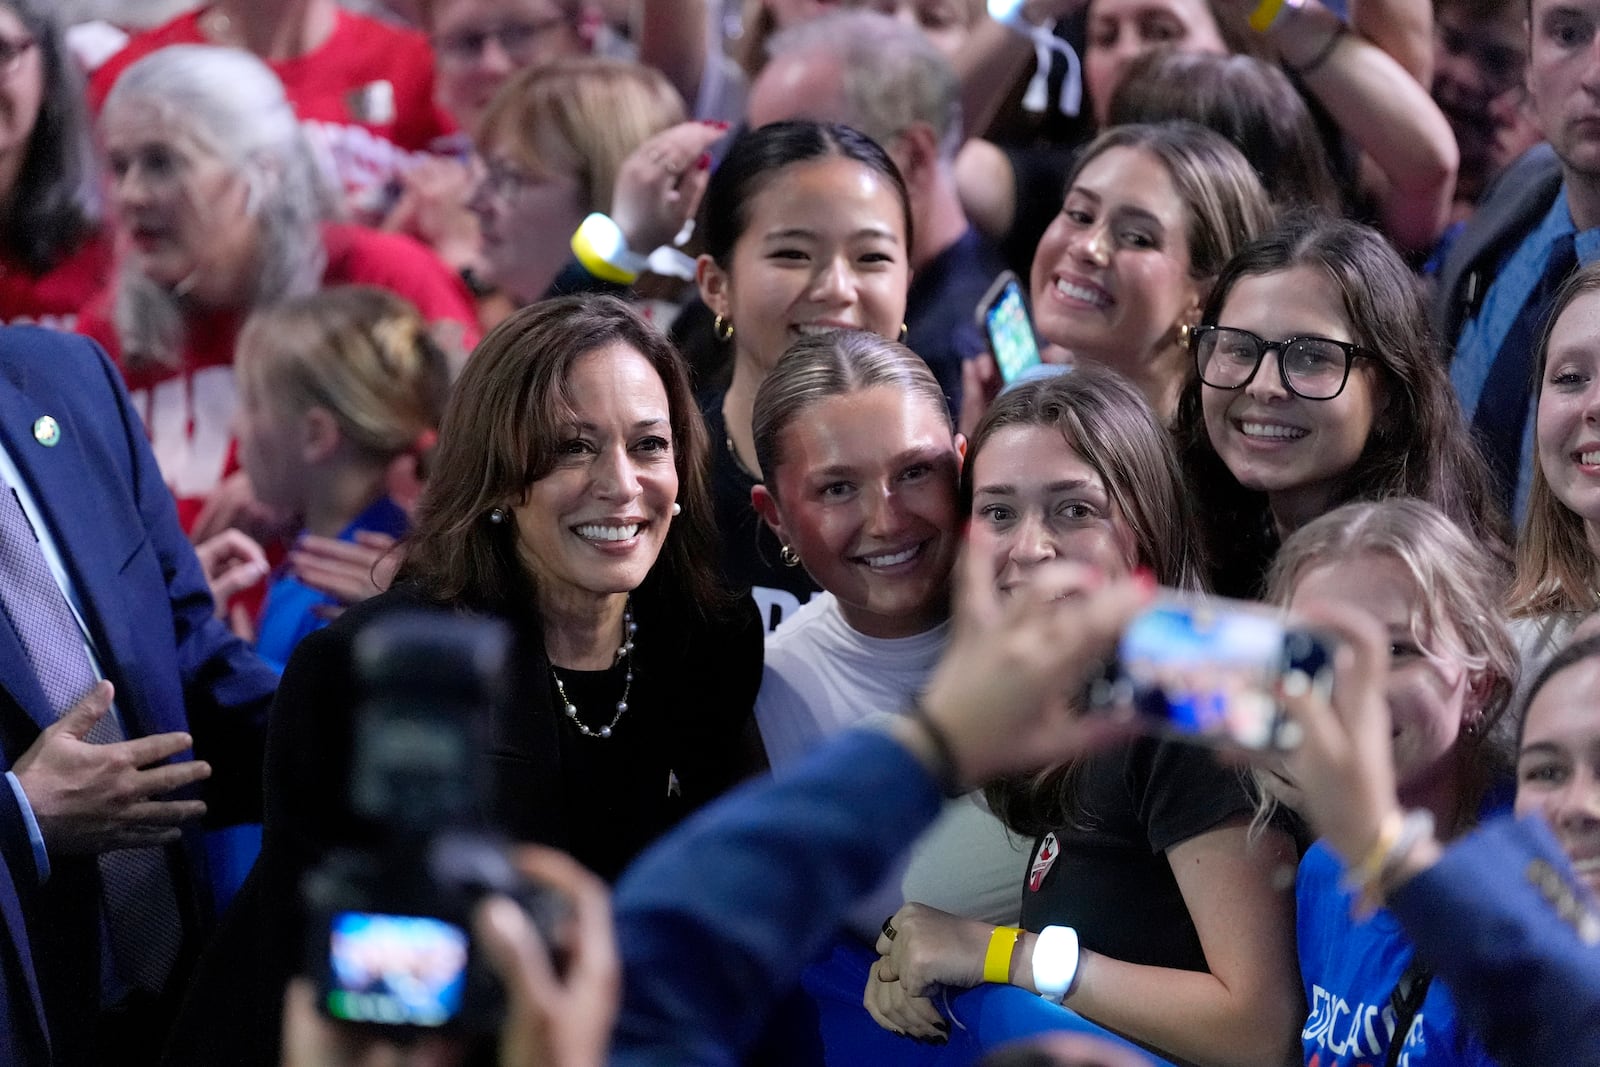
1290, 23, 1347, 76
905, 695, 964, 798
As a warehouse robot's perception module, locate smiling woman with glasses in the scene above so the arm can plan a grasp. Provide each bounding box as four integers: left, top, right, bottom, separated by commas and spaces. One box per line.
418, 0, 587, 129
1175, 211, 1507, 598
467, 56, 684, 308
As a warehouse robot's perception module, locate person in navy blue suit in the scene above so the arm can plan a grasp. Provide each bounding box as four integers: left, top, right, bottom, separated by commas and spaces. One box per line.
1274, 607, 1600, 1067
0, 326, 277, 1065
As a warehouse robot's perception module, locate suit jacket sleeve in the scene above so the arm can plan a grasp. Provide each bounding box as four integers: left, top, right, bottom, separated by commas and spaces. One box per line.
1387, 815, 1600, 1066
84, 336, 279, 826
609, 728, 943, 1067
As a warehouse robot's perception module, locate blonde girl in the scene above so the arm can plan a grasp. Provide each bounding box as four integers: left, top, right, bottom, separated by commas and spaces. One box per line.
232, 285, 451, 669
1267, 498, 1515, 1066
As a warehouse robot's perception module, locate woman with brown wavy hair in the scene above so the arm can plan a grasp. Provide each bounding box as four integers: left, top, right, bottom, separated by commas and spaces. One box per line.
184, 293, 762, 1067
1175, 211, 1507, 598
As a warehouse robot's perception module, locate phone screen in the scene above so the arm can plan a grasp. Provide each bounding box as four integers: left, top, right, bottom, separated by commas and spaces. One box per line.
1094, 598, 1323, 750
982, 277, 1043, 384
324, 912, 470, 1028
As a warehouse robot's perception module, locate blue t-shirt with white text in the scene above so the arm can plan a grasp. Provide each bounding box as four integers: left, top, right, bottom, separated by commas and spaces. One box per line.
1297, 841, 1499, 1067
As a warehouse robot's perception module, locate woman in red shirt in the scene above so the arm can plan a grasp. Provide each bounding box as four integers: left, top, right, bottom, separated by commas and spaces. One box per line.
78, 44, 478, 530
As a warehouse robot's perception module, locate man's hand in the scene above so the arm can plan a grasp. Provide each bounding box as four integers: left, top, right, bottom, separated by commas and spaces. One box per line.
911, 550, 1150, 789
12, 681, 210, 855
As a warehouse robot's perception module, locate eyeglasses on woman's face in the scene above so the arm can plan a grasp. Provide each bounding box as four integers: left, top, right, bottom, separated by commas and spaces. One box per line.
433, 16, 569, 68
1192, 325, 1369, 401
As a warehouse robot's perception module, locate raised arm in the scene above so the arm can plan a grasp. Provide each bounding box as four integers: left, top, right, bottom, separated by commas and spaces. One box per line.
1271, 603, 1600, 1067
1347, 0, 1433, 84
1263, 0, 1457, 252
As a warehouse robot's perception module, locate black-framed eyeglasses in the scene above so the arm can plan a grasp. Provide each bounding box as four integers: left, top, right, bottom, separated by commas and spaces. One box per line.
0, 35, 35, 77
433, 17, 570, 67
1192, 325, 1369, 401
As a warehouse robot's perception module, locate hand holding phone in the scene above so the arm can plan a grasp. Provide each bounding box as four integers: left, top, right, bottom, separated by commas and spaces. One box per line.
1088, 593, 1334, 751
976, 271, 1043, 385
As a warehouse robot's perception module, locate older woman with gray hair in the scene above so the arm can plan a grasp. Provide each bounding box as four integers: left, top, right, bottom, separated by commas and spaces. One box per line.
77, 45, 478, 532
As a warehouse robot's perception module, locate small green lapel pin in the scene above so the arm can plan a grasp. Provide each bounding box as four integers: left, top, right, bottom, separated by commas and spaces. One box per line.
32, 416, 59, 447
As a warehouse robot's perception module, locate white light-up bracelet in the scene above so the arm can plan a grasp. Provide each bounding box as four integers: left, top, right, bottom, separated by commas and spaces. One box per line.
571, 212, 650, 285
1031, 925, 1081, 1003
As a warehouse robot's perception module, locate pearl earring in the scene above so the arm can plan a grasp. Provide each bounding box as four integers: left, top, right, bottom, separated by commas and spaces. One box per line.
671, 502, 682, 516
488, 507, 507, 524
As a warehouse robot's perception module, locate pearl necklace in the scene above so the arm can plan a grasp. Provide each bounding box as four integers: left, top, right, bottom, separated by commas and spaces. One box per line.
551, 600, 636, 739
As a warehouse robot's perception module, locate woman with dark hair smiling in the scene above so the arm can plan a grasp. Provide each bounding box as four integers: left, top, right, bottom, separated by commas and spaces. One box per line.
1176, 211, 1505, 597
695, 119, 914, 629
270, 294, 760, 882
178, 294, 763, 1067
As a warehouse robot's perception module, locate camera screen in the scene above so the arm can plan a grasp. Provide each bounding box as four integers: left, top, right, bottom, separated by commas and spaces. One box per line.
325, 912, 469, 1027
1115, 603, 1288, 749
985, 281, 1042, 384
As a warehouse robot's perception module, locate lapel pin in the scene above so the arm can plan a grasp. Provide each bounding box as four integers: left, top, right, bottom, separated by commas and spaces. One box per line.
32, 416, 59, 447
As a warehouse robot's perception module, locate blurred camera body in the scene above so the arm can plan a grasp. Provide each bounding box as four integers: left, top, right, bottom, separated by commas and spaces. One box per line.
304, 612, 566, 1032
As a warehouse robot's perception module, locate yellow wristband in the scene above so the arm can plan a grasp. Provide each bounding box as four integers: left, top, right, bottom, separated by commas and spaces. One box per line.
1248, 0, 1288, 31
571, 213, 644, 285
983, 926, 1023, 985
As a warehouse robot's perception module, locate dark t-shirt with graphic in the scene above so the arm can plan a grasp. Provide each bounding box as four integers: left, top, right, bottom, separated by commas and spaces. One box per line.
1019, 738, 1258, 971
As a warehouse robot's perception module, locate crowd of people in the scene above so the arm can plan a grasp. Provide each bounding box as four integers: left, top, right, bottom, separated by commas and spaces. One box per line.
0, 0, 1593, 1065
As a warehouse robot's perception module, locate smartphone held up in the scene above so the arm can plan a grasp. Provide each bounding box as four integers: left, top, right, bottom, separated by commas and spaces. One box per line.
976, 271, 1044, 385
1089, 593, 1335, 752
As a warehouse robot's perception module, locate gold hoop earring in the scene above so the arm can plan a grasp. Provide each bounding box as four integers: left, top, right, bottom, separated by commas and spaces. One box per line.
898, 322, 909, 343
714, 314, 735, 342
779, 544, 801, 567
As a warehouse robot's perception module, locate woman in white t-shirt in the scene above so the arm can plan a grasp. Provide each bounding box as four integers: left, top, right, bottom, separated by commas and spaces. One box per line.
748, 328, 1027, 928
